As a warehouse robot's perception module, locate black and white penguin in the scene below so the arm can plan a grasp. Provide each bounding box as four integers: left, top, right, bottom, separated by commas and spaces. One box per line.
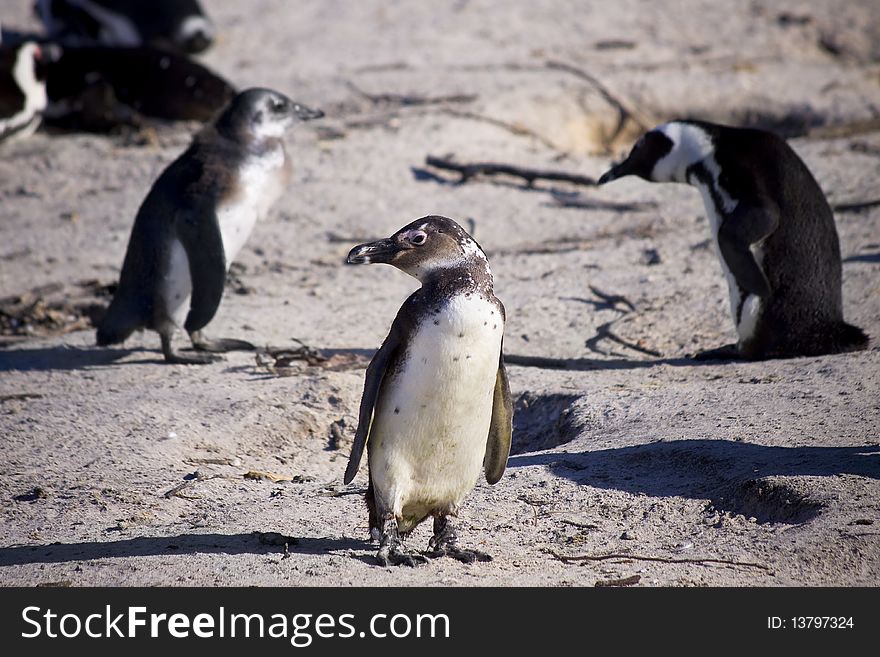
96, 88, 323, 364
344, 216, 514, 566
0, 41, 48, 142
36, 0, 215, 54
598, 120, 869, 360
43, 44, 235, 131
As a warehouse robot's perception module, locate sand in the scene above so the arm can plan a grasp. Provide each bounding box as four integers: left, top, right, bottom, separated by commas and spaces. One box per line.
1, 0, 878, 586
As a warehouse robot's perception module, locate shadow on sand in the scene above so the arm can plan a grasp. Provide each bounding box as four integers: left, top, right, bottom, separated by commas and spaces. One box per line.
0, 532, 371, 567
509, 440, 880, 523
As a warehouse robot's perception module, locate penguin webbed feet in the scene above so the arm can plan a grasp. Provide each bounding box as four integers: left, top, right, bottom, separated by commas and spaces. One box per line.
425, 516, 492, 564
161, 333, 223, 365
189, 330, 256, 353
691, 343, 744, 362
376, 517, 427, 567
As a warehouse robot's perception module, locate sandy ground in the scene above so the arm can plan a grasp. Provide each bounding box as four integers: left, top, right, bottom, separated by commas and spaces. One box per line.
1, 0, 879, 586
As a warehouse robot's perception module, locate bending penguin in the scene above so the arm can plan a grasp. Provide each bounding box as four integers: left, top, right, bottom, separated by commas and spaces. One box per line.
598, 120, 869, 360
96, 87, 323, 364
345, 216, 513, 566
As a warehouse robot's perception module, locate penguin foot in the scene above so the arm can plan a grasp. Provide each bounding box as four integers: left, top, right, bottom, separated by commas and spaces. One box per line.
162, 334, 223, 364
375, 516, 427, 567
425, 516, 492, 563
189, 331, 256, 353
692, 343, 742, 361
376, 545, 428, 568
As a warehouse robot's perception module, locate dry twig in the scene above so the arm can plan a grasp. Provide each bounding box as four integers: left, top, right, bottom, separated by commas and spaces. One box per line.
545, 60, 653, 141
544, 548, 771, 571
425, 155, 595, 186
832, 198, 880, 213
162, 473, 231, 499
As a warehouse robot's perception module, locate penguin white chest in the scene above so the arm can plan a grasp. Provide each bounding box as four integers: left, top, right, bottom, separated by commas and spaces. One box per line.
369, 294, 504, 529
695, 184, 762, 343
216, 147, 287, 267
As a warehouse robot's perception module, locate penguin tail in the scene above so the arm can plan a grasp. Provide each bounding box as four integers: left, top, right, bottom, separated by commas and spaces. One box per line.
830, 322, 870, 353
95, 295, 142, 346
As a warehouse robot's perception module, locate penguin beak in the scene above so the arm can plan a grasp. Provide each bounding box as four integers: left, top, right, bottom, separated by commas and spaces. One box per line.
597, 160, 630, 185
292, 103, 324, 121
346, 238, 399, 265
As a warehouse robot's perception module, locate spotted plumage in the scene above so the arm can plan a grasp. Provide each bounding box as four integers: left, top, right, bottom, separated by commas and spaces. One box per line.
345, 215, 513, 566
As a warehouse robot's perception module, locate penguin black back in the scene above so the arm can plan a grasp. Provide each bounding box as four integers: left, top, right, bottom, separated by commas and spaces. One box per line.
37, 0, 215, 54
44, 45, 235, 131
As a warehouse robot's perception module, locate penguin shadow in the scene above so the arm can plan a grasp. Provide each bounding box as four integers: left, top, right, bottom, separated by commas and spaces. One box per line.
0, 346, 137, 372
508, 440, 880, 523
0, 532, 372, 568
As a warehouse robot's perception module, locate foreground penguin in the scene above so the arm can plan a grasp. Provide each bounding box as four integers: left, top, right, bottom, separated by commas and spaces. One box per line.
36, 0, 215, 54
345, 216, 513, 566
599, 120, 869, 360
0, 41, 48, 142
97, 88, 323, 364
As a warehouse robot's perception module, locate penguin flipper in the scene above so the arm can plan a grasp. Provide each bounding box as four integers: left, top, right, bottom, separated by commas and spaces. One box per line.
484, 355, 513, 485
717, 205, 778, 298
343, 326, 401, 485
174, 204, 227, 333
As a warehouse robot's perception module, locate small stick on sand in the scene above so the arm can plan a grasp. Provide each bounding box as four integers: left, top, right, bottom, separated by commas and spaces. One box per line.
425, 155, 596, 186
545, 59, 653, 141
544, 548, 772, 571
832, 198, 880, 213
347, 81, 477, 107
162, 473, 230, 499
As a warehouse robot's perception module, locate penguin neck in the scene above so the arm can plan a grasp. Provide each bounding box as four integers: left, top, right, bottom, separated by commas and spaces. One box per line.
417, 260, 494, 297
653, 122, 716, 183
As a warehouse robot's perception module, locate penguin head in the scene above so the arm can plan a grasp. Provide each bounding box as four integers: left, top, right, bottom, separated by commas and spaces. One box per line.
215, 88, 323, 143
347, 215, 489, 283
599, 122, 716, 185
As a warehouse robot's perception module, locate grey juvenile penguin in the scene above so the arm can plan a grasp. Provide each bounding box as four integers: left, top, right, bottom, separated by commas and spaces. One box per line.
345, 216, 513, 566
599, 120, 868, 360
97, 87, 323, 364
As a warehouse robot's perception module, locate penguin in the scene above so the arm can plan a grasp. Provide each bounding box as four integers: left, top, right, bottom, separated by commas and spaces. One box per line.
96, 88, 323, 364
0, 41, 48, 142
36, 0, 215, 54
344, 215, 514, 566
43, 44, 235, 131
598, 120, 869, 360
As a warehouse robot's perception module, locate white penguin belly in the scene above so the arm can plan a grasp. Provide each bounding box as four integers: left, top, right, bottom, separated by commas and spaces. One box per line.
162, 238, 192, 329
698, 187, 762, 343
217, 147, 287, 267
369, 295, 504, 530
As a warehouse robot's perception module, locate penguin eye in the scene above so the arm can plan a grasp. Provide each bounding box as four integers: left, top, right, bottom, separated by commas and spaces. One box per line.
270, 98, 288, 113
410, 232, 427, 246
